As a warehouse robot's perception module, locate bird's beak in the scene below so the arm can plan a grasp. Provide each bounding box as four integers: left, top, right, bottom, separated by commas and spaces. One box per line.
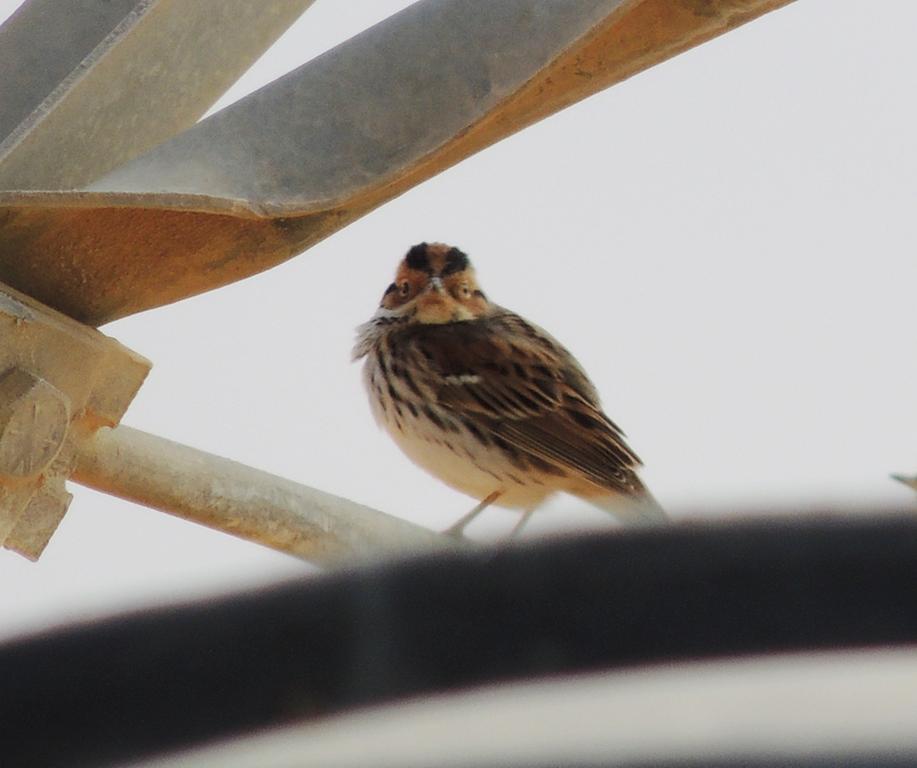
415, 275, 459, 324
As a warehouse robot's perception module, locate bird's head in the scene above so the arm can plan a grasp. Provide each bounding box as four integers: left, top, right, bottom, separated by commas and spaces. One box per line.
378, 242, 491, 325
353, 242, 492, 360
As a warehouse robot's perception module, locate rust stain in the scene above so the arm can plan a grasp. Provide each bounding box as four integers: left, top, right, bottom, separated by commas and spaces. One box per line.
0, 0, 794, 326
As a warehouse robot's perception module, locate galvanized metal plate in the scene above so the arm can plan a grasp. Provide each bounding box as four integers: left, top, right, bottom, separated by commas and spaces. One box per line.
0, 0, 794, 325
0, 0, 316, 191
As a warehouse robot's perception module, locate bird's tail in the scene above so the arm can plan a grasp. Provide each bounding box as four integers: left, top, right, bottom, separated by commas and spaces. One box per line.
587, 490, 668, 526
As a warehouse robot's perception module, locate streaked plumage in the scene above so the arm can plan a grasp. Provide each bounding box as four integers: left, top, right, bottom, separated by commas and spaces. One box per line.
353, 242, 664, 536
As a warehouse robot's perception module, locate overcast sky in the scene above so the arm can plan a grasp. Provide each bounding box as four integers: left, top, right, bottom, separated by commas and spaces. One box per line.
0, 0, 915, 640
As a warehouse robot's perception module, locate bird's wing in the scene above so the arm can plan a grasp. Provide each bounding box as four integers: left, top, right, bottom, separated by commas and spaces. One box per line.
400, 311, 644, 494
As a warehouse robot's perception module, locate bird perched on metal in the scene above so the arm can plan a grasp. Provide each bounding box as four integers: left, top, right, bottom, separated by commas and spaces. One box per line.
353, 242, 665, 537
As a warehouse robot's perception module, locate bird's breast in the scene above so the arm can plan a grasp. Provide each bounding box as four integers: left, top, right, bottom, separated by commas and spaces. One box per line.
362, 350, 556, 510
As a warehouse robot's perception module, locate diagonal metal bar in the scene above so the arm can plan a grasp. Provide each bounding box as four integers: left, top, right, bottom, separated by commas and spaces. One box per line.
71, 425, 459, 564
0, 0, 316, 191
0, 0, 794, 326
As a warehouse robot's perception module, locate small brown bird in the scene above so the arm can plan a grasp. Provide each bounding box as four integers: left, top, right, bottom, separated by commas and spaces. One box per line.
353, 242, 665, 536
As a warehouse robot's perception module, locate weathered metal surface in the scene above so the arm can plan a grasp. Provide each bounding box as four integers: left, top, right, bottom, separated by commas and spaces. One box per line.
0, 0, 794, 325
72, 425, 461, 565
0, 281, 150, 559
0, 0, 316, 190
0, 367, 69, 479
5, 476, 72, 560
0, 0, 796, 561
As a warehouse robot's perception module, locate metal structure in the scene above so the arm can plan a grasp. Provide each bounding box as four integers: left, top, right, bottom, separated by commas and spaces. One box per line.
0, 0, 793, 561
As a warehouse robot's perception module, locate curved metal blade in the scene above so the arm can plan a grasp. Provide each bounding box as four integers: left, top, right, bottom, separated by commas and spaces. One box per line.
0, 0, 793, 325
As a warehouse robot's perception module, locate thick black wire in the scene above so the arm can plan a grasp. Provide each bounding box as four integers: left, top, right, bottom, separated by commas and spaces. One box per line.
4, 513, 917, 768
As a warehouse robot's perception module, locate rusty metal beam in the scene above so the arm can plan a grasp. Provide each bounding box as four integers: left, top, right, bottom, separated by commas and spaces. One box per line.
0, 0, 795, 326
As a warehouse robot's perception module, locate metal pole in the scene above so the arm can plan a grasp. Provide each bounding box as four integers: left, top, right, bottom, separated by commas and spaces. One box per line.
72, 425, 458, 565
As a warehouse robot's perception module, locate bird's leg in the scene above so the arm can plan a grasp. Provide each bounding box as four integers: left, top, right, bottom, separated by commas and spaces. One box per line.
508, 507, 537, 539
444, 490, 503, 538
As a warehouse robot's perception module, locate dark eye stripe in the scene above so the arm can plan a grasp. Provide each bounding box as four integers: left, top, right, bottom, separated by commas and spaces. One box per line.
472, 289, 486, 300
383, 282, 397, 296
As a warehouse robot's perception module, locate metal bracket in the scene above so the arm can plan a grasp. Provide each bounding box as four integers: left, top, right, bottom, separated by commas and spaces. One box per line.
0, 281, 149, 558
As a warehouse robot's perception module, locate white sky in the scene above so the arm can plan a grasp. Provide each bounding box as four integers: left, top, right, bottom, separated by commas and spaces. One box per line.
0, 0, 915, 641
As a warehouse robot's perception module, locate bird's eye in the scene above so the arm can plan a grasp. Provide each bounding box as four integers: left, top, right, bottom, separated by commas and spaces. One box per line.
399, 281, 411, 296
460, 284, 471, 298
